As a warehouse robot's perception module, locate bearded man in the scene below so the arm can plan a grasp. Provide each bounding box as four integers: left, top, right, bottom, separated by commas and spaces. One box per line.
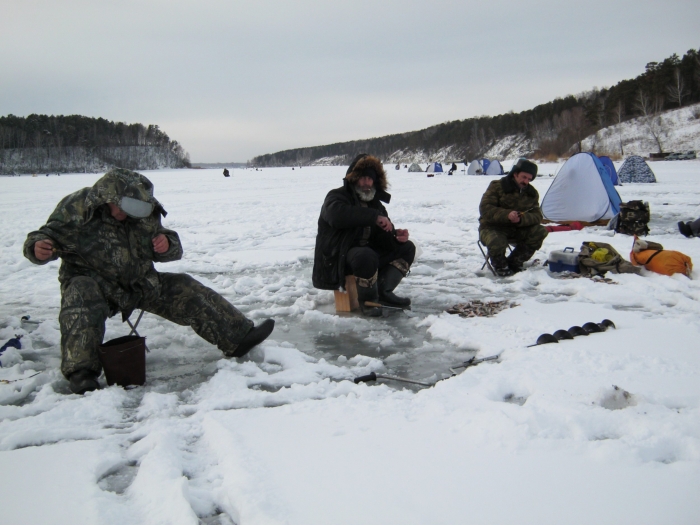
312, 154, 415, 316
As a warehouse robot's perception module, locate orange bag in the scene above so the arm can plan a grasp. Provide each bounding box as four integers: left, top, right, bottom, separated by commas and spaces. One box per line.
630, 238, 692, 277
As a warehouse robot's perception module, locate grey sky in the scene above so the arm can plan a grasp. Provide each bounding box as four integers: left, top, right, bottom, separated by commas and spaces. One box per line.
2, 0, 699, 162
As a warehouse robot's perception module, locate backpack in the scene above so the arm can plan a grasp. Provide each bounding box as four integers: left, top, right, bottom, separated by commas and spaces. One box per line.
613, 201, 650, 236
630, 238, 693, 277
579, 241, 641, 277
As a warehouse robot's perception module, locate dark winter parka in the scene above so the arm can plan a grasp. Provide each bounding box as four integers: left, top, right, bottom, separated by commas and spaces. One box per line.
479, 174, 543, 230
312, 155, 398, 290
23, 169, 183, 319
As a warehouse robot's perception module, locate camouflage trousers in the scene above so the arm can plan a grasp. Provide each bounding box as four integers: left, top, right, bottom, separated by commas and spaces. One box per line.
479, 225, 548, 262
58, 273, 254, 378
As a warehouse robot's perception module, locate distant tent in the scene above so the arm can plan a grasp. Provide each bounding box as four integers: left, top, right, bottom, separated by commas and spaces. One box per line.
395, 163, 400, 170
598, 156, 619, 186
617, 155, 657, 183
481, 159, 491, 173
426, 162, 443, 173
541, 153, 622, 223
408, 163, 423, 172
485, 159, 504, 175
467, 160, 484, 175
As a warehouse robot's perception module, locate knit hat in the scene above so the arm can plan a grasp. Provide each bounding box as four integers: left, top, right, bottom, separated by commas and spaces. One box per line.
509, 158, 538, 179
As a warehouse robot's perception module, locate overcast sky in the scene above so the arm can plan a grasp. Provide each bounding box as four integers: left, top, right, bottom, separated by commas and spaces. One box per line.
1, 0, 698, 162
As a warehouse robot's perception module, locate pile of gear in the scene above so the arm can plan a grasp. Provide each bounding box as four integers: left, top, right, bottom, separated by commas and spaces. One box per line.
446, 300, 519, 318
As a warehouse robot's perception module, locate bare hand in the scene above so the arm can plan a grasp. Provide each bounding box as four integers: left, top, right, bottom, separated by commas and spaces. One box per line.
152, 234, 169, 254
395, 229, 409, 243
34, 239, 54, 261
376, 216, 393, 232
508, 211, 521, 223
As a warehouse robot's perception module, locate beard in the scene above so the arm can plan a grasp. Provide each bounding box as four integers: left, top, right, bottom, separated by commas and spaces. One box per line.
355, 185, 376, 202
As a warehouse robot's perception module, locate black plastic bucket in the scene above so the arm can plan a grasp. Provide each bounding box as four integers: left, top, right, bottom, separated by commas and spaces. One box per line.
98, 335, 146, 387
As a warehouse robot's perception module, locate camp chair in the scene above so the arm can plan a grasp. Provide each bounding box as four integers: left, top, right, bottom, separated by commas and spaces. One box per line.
477, 240, 515, 276
125, 310, 149, 352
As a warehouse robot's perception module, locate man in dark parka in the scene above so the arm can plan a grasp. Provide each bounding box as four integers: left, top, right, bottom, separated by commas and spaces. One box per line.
312, 154, 415, 316
24, 168, 274, 394
478, 158, 548, 276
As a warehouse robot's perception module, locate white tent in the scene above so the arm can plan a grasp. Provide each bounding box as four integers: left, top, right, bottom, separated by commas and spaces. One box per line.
467, 160, 483, 175
426, 162, 443, 173
407, 163, 422, 172
485, 159, 504, 175
541, 153, 622, 223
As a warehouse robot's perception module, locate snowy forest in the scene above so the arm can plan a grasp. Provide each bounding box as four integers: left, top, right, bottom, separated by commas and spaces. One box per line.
251, 48, 700, 166
0, 115, 191, 174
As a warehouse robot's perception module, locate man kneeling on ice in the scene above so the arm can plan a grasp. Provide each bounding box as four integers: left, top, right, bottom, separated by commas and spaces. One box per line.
478, 158, 548, 276
24, 168, 275, 394
312, 154, 415, 316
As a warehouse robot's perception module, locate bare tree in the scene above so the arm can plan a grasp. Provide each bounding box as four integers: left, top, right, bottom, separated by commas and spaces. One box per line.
666, 67, 689, 107
634, 88, 652, 116
614, 99, 625, 156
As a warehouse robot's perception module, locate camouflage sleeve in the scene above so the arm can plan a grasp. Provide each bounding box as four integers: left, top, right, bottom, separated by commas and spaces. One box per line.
153, 221, 183, 263
518, 207, 544, 227
23, 191, 85, 265
517, 189, 544, 227
321, 190, 379, 229
23, 230, 59, 265
479, 181, 511, 224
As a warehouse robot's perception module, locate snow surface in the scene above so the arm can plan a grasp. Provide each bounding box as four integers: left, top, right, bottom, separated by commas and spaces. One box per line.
1, 162, 700, 525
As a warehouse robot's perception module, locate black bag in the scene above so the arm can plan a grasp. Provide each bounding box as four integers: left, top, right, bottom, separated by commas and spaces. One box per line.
614, 201, 650, 236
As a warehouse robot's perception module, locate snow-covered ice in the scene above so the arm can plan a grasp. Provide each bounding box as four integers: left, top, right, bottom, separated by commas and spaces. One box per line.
1, 161, 700, 524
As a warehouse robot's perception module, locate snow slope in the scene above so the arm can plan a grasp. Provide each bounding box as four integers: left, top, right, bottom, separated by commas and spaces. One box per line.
1, 162, 700, 524
583, 103, 700, 157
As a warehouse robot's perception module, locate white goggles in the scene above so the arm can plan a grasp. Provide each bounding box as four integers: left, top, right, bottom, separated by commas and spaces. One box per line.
120, 197, 154, 218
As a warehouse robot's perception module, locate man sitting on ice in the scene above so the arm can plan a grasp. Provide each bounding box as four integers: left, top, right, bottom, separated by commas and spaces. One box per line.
312, 154, 415, 316
24, 168, 275, 394
478, 158, 548, 276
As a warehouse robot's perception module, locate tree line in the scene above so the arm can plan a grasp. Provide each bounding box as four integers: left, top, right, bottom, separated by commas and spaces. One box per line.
0, 114, 190, 174
251, 48, 700, 166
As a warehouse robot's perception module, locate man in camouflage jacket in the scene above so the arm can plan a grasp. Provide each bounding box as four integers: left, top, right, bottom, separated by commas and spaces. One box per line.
24, 168, 274, 394
312, 154, 415, 316
478, 158, 548, 276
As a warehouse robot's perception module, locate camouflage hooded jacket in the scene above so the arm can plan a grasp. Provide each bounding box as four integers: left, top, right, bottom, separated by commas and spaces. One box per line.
478, 174, 543, 230
23, 168, 183, 318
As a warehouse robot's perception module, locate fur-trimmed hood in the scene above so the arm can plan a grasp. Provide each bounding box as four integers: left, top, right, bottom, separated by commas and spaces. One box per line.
344, 154, 389, 193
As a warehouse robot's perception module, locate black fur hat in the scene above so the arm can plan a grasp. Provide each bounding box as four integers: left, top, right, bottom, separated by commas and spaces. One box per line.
509, 158, 538, 179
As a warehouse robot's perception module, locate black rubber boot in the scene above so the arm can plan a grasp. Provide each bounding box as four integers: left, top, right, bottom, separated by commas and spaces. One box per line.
232, 319, 275, 357
378, 266, 411, 307
678, 221, 694, 238
489, 253, 513, 277
69, 370, 100, 395
356, 282, 383, 317
507, 245, 536, 273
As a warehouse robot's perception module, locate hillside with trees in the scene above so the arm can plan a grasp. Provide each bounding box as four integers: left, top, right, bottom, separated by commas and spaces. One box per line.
0, 115, 190, 174
251, 48, 700, 166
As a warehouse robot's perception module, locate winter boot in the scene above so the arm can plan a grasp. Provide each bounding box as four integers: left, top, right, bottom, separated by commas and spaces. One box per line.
232, 319, 275, 357
69, 369, 100, 395
356, 280, 383, 317
378, 266, 411, 307
507, 245, 536, 273
678, 221, 694, 238
489, 253, 513, 277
